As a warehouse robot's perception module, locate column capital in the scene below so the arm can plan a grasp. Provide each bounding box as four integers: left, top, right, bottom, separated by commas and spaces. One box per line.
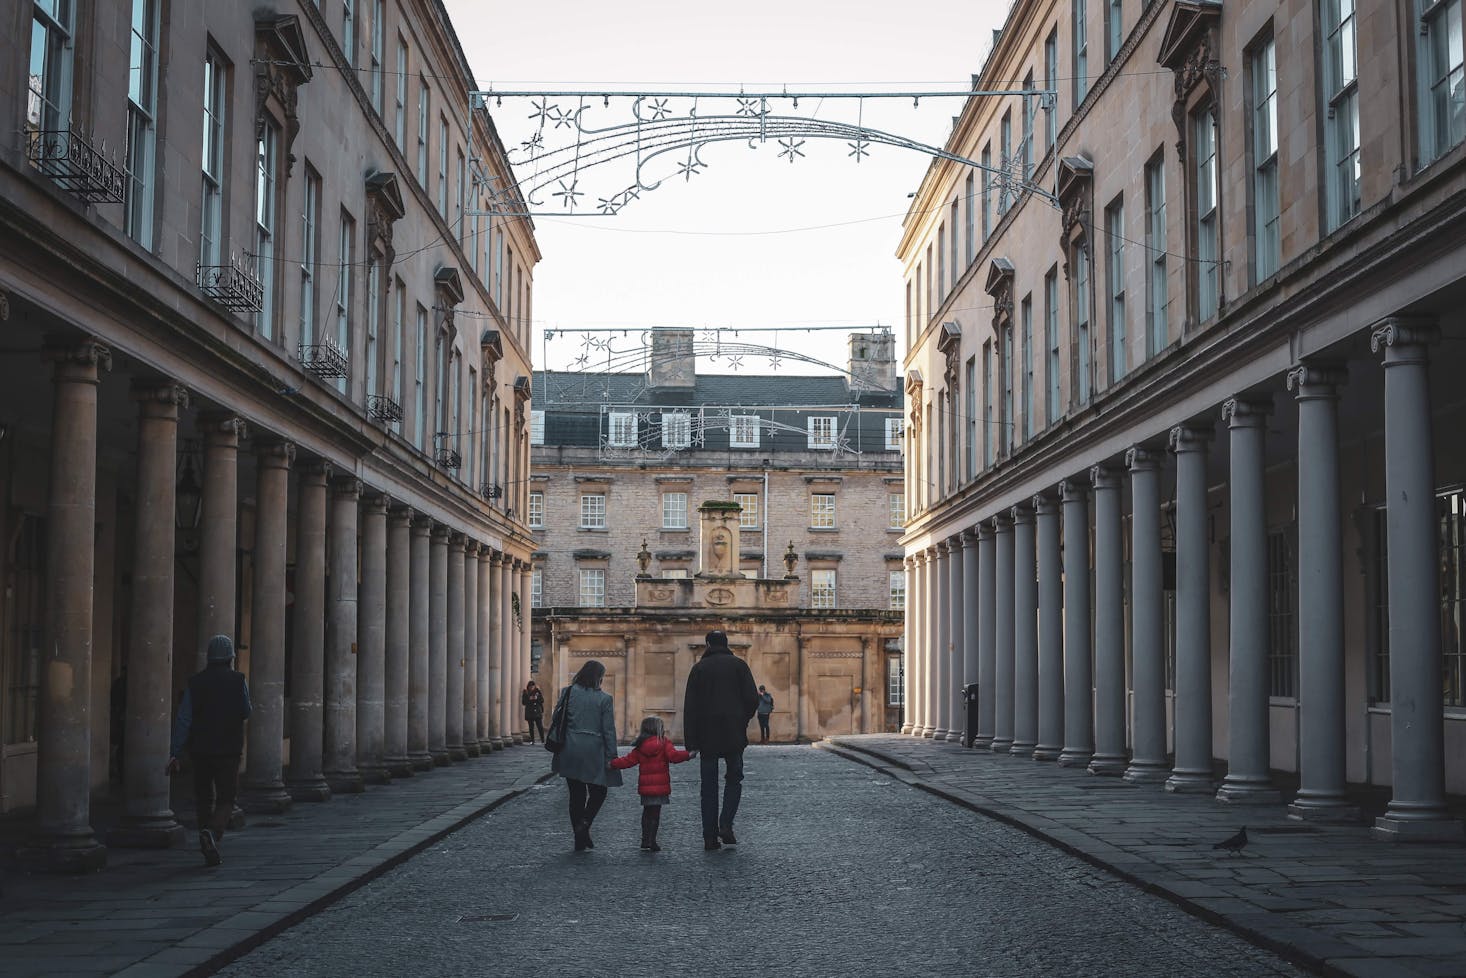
388, 504, 415, 526
256, 439, 296, 470
298, 459, 332, 484
976, 519, 995, 540
904, 553, 918, 568
431, 523, 451, 542
1125, 445, 1162, 471
1011, 501, 1034, 524
961, 527, 980, 546
362, 491, 390, 514
1370, 316, 1439, 359
1059, 477, 1088, 501
1287, 362, 1347, 399
200, 412, 249, 445
1168, 424, 1214, 453
1033, 490, 1059, 515
1221, 397, 1272, 427
410, 512, 434, 534
45, 337, 112, 382
330, 476, 363, 498
130, 381, 189, 417
1089, 463, 1122, 490
459, 535, 479, 555
990, 511, 1012, 532
489, 550, 506, 566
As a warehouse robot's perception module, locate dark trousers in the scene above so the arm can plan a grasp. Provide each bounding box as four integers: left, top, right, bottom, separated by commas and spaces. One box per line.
758, 714, 771, 741
640, 805, 661, 841
566, 779, 608, 829
527, 717, 545, 742
699, 750, 745, 836
191, 753, 240, 839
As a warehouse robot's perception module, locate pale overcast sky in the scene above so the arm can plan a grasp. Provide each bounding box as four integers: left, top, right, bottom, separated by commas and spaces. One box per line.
443, 0, 1007, 373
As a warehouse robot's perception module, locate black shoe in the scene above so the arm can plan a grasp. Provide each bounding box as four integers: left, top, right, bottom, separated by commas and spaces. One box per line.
704, 835, 722, 851
648, 838, 661, 852
573, 822, 590, 851
580, 820, 595, 850
199, 829, 221, 867
718, 826, 737, 845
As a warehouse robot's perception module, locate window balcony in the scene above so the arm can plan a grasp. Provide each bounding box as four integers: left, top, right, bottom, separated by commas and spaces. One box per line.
26, 127, 125, 203
366, 394, 404, 423
197, 256, 265, 312
298, 339, 348, 379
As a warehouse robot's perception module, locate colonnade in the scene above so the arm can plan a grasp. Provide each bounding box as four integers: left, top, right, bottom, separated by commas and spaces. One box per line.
17, 340, 534, 873
902, 321, 1464, 843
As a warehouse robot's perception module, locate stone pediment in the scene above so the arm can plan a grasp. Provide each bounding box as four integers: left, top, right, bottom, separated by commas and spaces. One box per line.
434, 266, 465, 306
984, 257, 1015, 297
1157, 0, 1222, 73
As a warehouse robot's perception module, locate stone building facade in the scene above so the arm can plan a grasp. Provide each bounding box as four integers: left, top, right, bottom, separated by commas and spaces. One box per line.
530, 330, 906, 739
900, 0, 1466, 839
1, 0, 538, 870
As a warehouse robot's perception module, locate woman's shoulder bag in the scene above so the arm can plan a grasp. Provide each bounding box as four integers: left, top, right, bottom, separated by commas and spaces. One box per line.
544, 685, 572, 754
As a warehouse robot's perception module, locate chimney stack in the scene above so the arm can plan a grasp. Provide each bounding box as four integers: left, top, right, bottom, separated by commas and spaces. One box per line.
647, 329, 696, 395
847, 330, 897, 400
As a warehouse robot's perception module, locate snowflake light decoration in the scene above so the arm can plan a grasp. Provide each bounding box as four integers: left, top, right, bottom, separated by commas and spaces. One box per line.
553, 179, 584, 210
777, 138, 806, 164
648, 98, 672, 121
847, 139, 871, 161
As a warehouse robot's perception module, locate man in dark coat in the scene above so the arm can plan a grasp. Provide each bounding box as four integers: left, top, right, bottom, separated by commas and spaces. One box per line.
682, 629, 760, 850
167, 635, 252, 867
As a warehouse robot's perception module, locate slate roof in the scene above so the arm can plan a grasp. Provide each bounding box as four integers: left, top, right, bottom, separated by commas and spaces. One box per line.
534, 371, 896, 409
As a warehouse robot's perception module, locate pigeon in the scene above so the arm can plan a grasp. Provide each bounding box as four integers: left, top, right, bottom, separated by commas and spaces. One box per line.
1213, 826, 1248, 855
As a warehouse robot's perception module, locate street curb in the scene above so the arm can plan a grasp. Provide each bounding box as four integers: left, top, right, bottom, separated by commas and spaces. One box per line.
817, 740, 1347, 978
113, 767, 557, 978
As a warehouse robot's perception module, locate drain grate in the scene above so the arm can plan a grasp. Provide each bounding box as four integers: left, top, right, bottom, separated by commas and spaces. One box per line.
458, 913, 518, 923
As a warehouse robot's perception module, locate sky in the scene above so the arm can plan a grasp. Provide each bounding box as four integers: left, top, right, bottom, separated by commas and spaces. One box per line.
443, 0, 1008, 374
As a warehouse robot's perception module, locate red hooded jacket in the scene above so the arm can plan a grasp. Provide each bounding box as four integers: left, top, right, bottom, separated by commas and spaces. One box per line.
610, 736, 692, 797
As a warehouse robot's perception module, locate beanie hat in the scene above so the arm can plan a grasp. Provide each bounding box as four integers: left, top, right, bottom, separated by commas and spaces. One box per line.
206, 635, 235, 663
705, 629, 729, 651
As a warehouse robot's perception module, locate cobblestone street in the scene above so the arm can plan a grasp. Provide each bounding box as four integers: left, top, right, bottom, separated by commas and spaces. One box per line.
219, 747, 1304, 978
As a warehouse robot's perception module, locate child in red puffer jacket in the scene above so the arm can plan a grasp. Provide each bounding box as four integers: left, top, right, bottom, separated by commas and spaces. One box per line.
611, 717, 695, 852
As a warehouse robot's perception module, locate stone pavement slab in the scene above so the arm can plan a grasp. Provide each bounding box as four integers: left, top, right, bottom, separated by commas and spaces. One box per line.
823, 734, 1466, 978
0, 746, 551, 978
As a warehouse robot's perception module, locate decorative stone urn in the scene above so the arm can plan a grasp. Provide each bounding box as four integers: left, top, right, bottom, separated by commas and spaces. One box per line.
696, 500, 743, 578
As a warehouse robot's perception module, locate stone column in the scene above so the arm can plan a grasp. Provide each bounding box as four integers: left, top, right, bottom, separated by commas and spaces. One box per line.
520, 563, 534, 738
445, 532, 467, 761
1371, 320, 1463, 841
383, 506, 413, 777
500, 556, 518, 745
197, 414, 247, 666
1166, 425, 1215, 793
907, 553, 927, 736
110, 382, 188, 849
1059, 478, 1094, 768
901, 555, 917, 735
428, 524, 450, 764
961, 530, 979, 742
922, 549, 940, 738
463, 541, 480, 757
1034, 492, 1063, 762
287, 462, 331, 802
1090, 465, 1127, 776
1011, 504, 1037, 757
1286, 366, 1355, 820
356, 492, 389, 785
477, 547, 495, 751
945, 534, 965, 742
1217, 399, 1279, 803
239, 439, 295, 813
1125, 449, 1169, 782
407, 516, 432, 770
488, 553, 506, 747
931, 543, 952, 740
992, 514, 1015, 754
323, 478, 363, 793
976, 522, 997, 749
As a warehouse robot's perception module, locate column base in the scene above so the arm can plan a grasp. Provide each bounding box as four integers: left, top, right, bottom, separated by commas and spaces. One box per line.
107, 814, 186, 849
358, 763, 392, 785
1088, 754, 1127, 777
900, 724, 914, 735
325, 771, 365, 794
384, 756, 415, 778
408, 751, 434, 772
430, 749, 452, 766
944, 731, 963, 744
1372, 810, 1466, 843
447, 746, 469, 762
287, 777, 332, 802
15, 831, 107, 874
478, 738, 497, 753
930, 727, 950, 741
1032, 744, 1061, 762
1287, 797, 1359, 823
1057, 749, 1092, 768
490, 737, 510, 750
1164, 770, 1215, 794
239, 781, 293, 814
919, 728, 936, 739
990, 737, 1013, 754
1009, 742, 1036, 758
1215, 778, 1280, 805
464, 742, 482, 758
973, 735, 994, 750
1122, 761, 1170, 784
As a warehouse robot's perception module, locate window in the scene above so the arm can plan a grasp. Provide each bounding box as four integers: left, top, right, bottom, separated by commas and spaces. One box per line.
342, 0, 355, 66
1074, 242, 1092, 404
1440, 489, 1466, 708
807, 416, 836, 449
661, 411, 691, 449
1021, 294, 1034, 440
531, 567, 543, 607
200, 52, 225, 269
889, 492, 906, 528
731, 414, 760, 448
1106, 0, 1123, 63
810, 569, 837, 609
1021, 72, 1035, 182
999, 112, 1013, 214
365, 258, 381, 399
528, 491, 544, 528
1044, 29, 1059, 150
124, 0, 159, 248
530, 409, 545, 445
366, 0, 384, 110
1251, 37, 1281, 279
394, 38, 407, 147
391, 275, 404, 406
1073, 0, 1089, 106
949, 205, 959, 291
437, 116, 448, 217
27, 0, 73, 135
417, 79, 429, 183
1001, 323, 1015, 455
810, 493, 836, 529
255, 124, 279, 341
735, 492, 760, 528
981, 145, 992, 240
578, 568, 606, 607
335, 213, 354, 391
964, 173, 976, 265
300, 168, 320, 347
1194, 107, 1220, 320
579, 493, 606, 529
926, 244, 934, 313
1324, 0, 1362, 224
1420, 0, 1465, 163
1268, 529, 1298, 698
884, 417, 903, 451
887, 654, 905, 707
1144, 153, 1168, 356
1106, 197, 1126, 382
608, 410, 637, 447
1045, 267, 1060, 424
936, 222, 945, 297
414, 304, 427, 448
662, 492, 688, 529
964, 356, 977, 479
456, 150, 466, 246
982, 340, 994, 467
889, 570, 906, 611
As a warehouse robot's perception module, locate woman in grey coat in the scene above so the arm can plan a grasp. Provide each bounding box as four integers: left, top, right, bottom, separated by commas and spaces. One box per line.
549, 659, 622, 851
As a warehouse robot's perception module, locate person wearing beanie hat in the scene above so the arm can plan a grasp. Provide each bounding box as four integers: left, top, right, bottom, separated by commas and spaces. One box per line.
168, 634, 251, 867
682, 628, 760, 850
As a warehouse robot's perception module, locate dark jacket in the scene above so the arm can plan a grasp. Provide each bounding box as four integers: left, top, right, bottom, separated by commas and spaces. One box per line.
611, 735, 692, 797
682, 646, 760, 755
521, 687, 545, 720
170, 662, 252, 757
549, 684, 624, 787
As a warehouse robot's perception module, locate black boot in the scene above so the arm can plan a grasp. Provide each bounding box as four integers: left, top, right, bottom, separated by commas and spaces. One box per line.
646, 808, 662, 852
640, 809, 654, 850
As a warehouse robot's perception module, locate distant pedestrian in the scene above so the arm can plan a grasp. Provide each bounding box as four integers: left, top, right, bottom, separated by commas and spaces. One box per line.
549, 660, 622, 851
611, 717, 695, 852
167, 635, 251, 867
755, 685, 774, 743
522, 680, 546, 743
682, 630, 760, 850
